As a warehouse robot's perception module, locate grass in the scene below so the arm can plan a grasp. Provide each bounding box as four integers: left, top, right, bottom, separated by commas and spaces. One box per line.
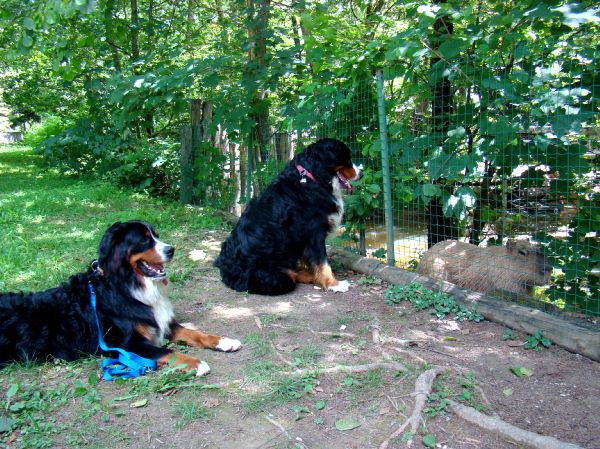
0, 144, 223, 292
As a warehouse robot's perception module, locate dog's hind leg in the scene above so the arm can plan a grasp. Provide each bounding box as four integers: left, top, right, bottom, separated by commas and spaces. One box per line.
247, 268, 296, 295
168, 322, 242, 353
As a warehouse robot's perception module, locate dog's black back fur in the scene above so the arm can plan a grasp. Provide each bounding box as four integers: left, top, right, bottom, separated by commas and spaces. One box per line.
0, 221, 167, 366
214, 138, 354, 295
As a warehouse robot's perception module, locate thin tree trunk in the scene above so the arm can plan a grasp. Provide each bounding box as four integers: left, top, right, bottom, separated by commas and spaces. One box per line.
104, 0, 122, 72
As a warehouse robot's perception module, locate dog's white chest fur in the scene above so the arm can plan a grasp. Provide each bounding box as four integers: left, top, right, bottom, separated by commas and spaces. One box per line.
131, 279, 173, 344
328, 177, 345, 232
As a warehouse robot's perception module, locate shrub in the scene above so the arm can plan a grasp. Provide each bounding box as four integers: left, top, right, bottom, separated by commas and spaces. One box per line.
36, 119, 181, 198
22, 116, 72, 147
103, 140, 181, 198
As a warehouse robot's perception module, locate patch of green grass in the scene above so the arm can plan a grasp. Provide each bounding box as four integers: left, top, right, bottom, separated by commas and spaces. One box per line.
292, 344, 320, 367
0, 145, 221, 293
244, 333, 274, 357
334, 314, 353, 328
0, 358, 102, 449
260, 314, 284, 326
173, 396, 210, 429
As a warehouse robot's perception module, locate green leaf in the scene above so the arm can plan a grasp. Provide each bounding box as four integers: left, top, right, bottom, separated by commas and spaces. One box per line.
335, 416, 360, 431
6, 383, 18, 399
503, 388, 513, 396
422, 434, 437, 448
510, 367, 533, 377
0, 417, 15, 433
88, 372, 99, 386
21, 34, 33, 48
315, 400, 326, 410
23, 17, 35, 30
437, 38, 467, 59
130, 398, 148, 408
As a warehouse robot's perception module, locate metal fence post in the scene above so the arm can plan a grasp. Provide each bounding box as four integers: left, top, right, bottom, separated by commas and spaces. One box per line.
375, 70, 396, 266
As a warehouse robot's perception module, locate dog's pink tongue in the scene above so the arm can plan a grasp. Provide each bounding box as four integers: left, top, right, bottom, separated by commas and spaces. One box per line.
337, 172, 353, 194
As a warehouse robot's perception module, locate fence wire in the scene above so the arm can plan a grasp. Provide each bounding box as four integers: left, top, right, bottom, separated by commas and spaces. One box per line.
281, 53, 599, 321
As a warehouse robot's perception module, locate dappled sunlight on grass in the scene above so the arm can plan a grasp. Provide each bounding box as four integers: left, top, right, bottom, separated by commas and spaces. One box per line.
0, 145, 223, 292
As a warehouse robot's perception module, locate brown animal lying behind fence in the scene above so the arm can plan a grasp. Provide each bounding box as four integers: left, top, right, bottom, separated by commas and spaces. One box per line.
416, 239, 553, 296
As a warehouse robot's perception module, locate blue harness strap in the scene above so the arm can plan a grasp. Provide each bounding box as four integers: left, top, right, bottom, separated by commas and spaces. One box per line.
88, 282, 157, 381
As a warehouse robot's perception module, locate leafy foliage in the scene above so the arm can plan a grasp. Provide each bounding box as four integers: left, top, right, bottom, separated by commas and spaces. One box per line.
384, 282, 483, 321
523, 330, 552, 351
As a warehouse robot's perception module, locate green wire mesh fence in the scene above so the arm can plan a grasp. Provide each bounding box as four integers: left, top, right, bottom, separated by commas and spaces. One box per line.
299, 51, 599, 320
186, 29, 598, 321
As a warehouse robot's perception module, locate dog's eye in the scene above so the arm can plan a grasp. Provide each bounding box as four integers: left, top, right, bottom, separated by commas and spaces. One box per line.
518, 249, 529, 256
140, 237, 150, 244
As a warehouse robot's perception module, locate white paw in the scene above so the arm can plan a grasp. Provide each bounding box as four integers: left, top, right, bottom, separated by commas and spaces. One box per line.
180, 322, 199, 330
195, 361, 211, 376
328, 280, 350, 293
216, 337, 242, 352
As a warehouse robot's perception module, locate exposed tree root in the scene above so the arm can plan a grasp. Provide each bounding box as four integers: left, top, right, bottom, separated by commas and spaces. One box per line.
284, 362, 408, 377
379, 367, 447, 449
448, 400, 584, 449
263, 414, 308, 449
379, 367, 584, 449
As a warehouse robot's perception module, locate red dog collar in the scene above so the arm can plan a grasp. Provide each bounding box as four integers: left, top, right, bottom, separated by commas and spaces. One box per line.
296, 164, 320, 185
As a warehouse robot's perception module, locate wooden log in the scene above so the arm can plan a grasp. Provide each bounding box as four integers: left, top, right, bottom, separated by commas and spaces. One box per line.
328, 247, 600, 362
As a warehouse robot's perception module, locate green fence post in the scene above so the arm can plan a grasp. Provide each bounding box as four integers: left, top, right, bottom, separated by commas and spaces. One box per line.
375, 70, 396, 266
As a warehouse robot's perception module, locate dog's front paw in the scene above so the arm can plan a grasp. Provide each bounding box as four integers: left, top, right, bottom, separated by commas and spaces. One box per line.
196, 360, 211, 376
216, 337, 242, 352
328, 280, 350, 293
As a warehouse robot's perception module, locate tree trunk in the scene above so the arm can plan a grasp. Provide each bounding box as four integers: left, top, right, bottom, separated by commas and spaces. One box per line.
246, 0, 272, 193
427, 0, 456, 248
104, 0, 122, 72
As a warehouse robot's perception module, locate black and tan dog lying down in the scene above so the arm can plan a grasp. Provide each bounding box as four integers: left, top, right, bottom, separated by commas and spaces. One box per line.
0, 220, 241, 376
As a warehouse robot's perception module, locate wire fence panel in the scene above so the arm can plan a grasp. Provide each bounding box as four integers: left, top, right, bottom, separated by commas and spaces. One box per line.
295, 53, 599, 321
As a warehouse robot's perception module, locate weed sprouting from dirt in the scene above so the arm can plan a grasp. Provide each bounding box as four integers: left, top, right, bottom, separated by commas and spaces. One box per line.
173, 397, 210, 429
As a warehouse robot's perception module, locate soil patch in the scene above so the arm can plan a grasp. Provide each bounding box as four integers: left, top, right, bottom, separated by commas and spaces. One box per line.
2, 231, 598, 449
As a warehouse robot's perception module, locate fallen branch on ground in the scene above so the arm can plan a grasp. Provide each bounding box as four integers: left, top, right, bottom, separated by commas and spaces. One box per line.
448, 400, 584, 449
283, 362, 408, 377
263, 414, 308, 449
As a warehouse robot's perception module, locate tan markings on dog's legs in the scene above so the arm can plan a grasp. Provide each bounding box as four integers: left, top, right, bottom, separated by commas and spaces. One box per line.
313, 263, 349, 292
313, 263, 337, 289
285, 269, 299, 283
296, 270, 314, 284
169, 324, 241, 352
157, 352, 210, 376
135, 324, 156, 341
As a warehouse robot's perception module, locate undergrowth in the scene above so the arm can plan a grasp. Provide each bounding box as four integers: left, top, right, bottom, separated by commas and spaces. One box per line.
384, 282, 483, 322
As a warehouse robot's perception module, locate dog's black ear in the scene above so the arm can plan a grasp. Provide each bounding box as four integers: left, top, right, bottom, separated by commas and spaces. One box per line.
98, 222, 129, 272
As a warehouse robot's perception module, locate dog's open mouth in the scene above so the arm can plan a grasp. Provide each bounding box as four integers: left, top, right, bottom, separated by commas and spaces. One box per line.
337, 171, 353, 194
137, 260, 166, 279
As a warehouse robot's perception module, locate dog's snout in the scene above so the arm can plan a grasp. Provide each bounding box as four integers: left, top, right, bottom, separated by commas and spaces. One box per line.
165, 245, 175, 259
353, 164, 364, 181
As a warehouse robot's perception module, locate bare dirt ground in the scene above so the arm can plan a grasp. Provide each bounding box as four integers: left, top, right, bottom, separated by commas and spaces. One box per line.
4, 230, 599, 449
